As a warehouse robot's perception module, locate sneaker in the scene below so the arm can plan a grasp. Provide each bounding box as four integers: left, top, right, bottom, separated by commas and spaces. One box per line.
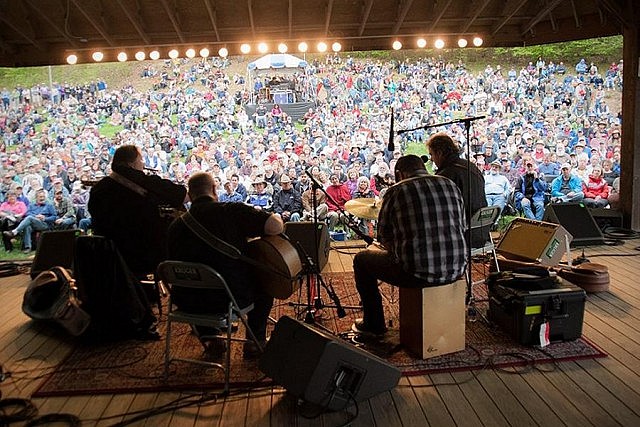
351, 318, 387, 337
243, 339, 267, 359
3, 230, 15, 238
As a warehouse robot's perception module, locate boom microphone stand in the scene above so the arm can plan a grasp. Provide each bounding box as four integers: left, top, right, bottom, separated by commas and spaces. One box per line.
288, 170, 361, 326
397, 115, 485, 309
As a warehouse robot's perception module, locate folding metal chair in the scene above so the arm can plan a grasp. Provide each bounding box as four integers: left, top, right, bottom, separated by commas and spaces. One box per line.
157, 261, 263, 395
470, 205, 502, 277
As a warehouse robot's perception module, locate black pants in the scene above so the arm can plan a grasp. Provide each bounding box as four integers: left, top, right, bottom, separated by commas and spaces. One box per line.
0, 217, 18, 251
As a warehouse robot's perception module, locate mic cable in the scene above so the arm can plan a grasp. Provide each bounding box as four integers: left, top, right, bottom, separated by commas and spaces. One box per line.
387, 107, 395, 152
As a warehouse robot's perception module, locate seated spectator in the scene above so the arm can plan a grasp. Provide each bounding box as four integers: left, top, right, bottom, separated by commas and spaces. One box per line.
514, 161, 547, 220
272, 174, 302, 222
247, 177, 272, 211
550, 163, 585, 204
3, 189, 56, 253
352, 176, 376, 237
52, 187, 76, 229
582, 165, 609, 208
538, 154, 560, 177
601, 159, 619, 185
0, 191, 27, 252
484, 160, 511, 212
219, 181, 244, 203
326, 173, 352, 232
608, 177, 620, 210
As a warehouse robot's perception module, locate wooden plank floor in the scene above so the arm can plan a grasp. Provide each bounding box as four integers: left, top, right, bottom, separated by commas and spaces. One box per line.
1, 239, 640, 426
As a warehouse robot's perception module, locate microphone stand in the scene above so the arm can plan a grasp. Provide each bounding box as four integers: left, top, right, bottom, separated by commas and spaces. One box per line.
288, 169, 361, 327
396, 115, 486, 312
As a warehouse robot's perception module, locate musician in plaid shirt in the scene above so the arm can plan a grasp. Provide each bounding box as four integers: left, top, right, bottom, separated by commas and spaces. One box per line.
352, 155, 468, 337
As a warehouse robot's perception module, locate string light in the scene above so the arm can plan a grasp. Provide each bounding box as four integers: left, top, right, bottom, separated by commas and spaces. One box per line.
458, 38, 468, 48
92, 52, 103, 62
392, 40, 402, 50
332, 42, 342, 52
416, 38, 427, 48
298, 42, 308, 53
473, 37, 484, 47
434, 39, 445, 49
185, 48, 196, 58
317, 42, 327, 52
168, 49, 179, 59
117, 52, 127, 62
240, 44, 251, 54
135, 51, 146, 61
66, 54, 78, 65
258, 42, 268, 53
149, 50, 160, 60
199, 48, 210, 58
218, 47, 228, 58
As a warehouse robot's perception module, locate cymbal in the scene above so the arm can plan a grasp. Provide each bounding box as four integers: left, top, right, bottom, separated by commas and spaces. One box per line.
345, 198, 380, 220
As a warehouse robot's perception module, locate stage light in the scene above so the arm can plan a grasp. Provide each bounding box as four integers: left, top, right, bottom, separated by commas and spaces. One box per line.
473, 37, 484, 47
92, 51, 104, 62
185, 48, 196, 58
317, 42, 327, 52
434, 39, 445, 49
458, 38, 468, 48
298, 42, 308, 53
168, 49, 179, 59
332, 42, 342, 52
218, 47, 228, 58
135, 51, 146, 61
416, 38, 427, 48
278, 43, 288, 53
258, 42, 268, 53
392, 40, 402, 50
150, 50, 160, 60
200, 48, 210, 58
66, 54, 78, 65
240, 44, 251, 54
117, 52, 128, 62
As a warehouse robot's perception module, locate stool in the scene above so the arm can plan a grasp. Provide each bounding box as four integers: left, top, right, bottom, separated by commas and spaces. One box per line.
399, 278, 466, 359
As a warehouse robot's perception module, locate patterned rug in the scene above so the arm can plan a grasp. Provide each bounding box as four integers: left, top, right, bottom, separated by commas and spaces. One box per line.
32, 271, 607, 397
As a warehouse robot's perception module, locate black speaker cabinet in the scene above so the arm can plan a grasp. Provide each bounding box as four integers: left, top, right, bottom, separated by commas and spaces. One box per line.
30, 229, 79, 278
259, 316, 401, 411
589, 208, 623, 231
543, 203, 605, 246
284, 221, 330, 271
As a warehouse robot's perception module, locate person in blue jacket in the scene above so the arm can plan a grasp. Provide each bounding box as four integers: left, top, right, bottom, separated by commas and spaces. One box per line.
514, 162, 547, 220
550, 163, 585, 203
3, 188, 56, 253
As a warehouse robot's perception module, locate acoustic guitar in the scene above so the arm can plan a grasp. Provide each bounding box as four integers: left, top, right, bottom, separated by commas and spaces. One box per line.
246, 235, 304, 299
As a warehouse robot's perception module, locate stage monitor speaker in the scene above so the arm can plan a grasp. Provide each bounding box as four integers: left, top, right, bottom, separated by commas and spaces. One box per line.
543, 203, 605, 246
259, 316, 401, 411
497, 218, 572, 266
284, 221, 330, 271
588, 207, 623, 231
30, 229, 79, 279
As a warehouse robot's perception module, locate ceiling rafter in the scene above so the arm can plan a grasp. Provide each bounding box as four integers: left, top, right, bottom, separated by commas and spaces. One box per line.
358, 0, 374, 37
491, 0, 529, 35
288, 0, 293, 38
599, 0, 631, 28
247, 0, 256, 38
392, 0, 414, 34
521, 0, 564, 35
325, 0, 334, 36
158, 0, 185, 43
0, 13, 43, 50
24, 0, 80, 48
69, 0, 115, 46
570, 0, 581, 27
461, 0, 492, 33
114, 0, 151, 44
428, 0, 454, 33
203, 0, 221, 41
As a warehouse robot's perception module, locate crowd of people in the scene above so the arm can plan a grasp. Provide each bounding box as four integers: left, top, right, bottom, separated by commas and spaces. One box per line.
0, 53, 624, 252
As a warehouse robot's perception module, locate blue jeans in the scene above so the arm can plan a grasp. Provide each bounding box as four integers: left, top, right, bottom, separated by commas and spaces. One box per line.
520, 198, 545, 220
14, 216, 51, 250
486, 194, 507, 212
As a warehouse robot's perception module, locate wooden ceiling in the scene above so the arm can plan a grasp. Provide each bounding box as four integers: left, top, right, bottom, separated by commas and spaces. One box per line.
0, 0, 632, 67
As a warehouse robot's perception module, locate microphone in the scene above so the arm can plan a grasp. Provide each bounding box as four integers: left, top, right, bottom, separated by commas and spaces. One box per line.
388, 107, 395, 152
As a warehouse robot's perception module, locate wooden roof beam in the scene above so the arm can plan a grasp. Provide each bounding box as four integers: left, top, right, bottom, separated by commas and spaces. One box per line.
491, 0, 529, 36
569, 0, 581, 28
114, 0, 151, 45
69, 0, 115, 46
288, 0, 293, 38
393, 0, 415, 34
203, 0, 221, 41
0, 14, 43, 51
247, 0, 256, 38
358, 0, 374, 37
24, 0, 80, 48
325, 0, 334, 36
428, 0, 454, 33
521, 0, 564, 36
158, 0, 185, 43
461, 0, 492, 33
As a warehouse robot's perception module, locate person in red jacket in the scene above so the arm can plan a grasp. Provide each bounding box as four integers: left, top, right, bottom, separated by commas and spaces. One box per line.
325, 173, 352, 232
582, 165, 610, 208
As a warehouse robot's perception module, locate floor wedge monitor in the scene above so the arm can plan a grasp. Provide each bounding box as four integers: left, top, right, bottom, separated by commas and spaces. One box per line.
30, 229, 78, 279
543, 203, 605, 246
259, 316, 401, 411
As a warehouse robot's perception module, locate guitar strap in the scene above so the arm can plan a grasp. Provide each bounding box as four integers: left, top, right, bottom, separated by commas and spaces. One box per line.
180, 211, 288, 278
109, 171, 148, 197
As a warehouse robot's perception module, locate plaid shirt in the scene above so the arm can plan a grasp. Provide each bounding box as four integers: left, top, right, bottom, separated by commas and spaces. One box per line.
378, 174, 467, 284
54, 196, 76, 219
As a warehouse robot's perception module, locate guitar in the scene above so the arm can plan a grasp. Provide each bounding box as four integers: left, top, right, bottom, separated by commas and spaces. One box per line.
246, 235, 303, 299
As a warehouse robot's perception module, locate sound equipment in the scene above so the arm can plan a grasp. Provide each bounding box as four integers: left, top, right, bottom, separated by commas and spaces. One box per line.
543, 203, 605, 246
588, 207, 623, 231
246, 235, 303, 300
259, 316, 401, 411
30, 230, 78, 279
284, 221, 330, 271
497, 218, 572, 266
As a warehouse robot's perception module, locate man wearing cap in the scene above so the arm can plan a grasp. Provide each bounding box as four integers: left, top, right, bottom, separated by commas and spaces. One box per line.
514, 161, 547, 220
484, 160, 511, 212
550, 163, 585, 203
272, 174, 302, 223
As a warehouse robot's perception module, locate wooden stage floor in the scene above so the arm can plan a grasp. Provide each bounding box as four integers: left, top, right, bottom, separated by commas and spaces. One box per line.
1, 239, 640, 426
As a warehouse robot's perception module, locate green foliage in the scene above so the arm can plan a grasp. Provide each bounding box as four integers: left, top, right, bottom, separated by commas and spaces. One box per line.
99, 123, 124, 138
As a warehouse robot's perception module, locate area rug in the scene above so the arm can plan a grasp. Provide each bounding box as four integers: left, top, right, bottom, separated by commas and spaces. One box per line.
32, 271, 607, 397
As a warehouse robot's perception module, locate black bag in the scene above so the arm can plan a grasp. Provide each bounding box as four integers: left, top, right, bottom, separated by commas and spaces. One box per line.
22, 266, 91, 336
74, 236, 157, 341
